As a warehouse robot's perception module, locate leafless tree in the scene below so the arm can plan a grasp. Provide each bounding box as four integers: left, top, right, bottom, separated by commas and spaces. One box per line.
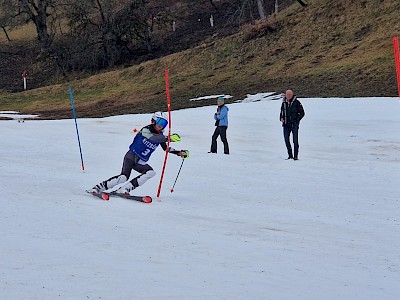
225, 0, 273, 25
0, 0, 62, 53
57, 0, 172, 70
0, 6, 12, 41
224, 0, 302, 25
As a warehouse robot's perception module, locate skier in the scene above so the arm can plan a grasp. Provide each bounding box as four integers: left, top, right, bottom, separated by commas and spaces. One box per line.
209, 96, 230, 154
89, 112, 189, 195
280, 90, 305, 160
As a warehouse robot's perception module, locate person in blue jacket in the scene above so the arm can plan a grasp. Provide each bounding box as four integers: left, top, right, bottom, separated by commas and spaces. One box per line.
209, 96, 229, 154
90, 112, 189, 195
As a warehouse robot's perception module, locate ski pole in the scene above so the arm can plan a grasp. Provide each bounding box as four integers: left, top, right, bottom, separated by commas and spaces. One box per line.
69, 87, 85, 171
170, 158, 185, 193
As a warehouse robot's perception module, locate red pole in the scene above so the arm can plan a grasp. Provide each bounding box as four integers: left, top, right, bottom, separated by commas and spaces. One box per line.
393, 37, 400, 97
157, 69, 172, 198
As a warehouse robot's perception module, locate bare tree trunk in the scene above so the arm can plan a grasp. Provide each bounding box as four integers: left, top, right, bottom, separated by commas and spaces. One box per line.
256, 0, 266, 20
18, 0, 53, 53
249, 4, 255, 24
95, 0, 113, 66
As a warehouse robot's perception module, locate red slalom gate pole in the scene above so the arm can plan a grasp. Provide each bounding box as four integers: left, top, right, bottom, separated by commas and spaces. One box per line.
393, 37, 400, 98
157, 69, 172, 198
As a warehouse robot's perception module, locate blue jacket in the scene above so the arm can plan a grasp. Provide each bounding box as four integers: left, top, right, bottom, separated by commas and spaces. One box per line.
214, 105, 229, 127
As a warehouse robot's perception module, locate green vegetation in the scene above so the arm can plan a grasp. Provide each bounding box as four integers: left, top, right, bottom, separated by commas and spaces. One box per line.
1, 0, 400, 119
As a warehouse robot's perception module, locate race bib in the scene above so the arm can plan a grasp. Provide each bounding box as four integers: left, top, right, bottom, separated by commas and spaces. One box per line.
130, 134, 159, 161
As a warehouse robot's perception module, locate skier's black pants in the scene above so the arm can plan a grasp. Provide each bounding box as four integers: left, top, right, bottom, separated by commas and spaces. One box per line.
211, 126, 229, 154
98, 150, 155, 191
120, 151, 153, 187
121, 151, 152, 177
283, 123, 299, 158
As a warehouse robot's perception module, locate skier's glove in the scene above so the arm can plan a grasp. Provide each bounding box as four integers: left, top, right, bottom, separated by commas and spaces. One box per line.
179, 150, 190, 159
170, 133, 181, 142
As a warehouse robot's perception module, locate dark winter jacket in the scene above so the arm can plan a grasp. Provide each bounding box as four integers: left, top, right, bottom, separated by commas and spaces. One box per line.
280, 96, 305, 125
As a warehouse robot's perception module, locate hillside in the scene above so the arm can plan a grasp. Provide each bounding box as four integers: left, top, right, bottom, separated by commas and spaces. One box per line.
1, 0, 400, 119
0, 0, 241, 92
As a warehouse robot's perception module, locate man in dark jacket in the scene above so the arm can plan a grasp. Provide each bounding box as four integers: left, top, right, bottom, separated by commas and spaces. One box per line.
280, 90, 305, 160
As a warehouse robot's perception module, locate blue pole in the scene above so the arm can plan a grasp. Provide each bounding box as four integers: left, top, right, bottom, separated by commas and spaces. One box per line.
69, 87, 85, 171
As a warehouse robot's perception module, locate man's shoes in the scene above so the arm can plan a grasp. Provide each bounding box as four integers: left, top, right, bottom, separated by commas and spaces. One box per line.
208, 151, 216, 154
294, 157, 299, 160
286, 156, 293, 160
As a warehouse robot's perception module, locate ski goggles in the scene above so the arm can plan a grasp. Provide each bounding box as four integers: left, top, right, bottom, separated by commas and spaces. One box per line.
155, 117, 168, 129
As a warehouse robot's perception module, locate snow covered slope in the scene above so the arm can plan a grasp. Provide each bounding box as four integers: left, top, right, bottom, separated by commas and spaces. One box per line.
1, 96, 399, 299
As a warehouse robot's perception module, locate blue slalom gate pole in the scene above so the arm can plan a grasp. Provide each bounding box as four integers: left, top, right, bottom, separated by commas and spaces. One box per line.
69, 87, 85, 171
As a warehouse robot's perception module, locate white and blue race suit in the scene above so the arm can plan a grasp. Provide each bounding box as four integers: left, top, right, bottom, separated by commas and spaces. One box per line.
91, 124, 183, 193
129, 125, 168, 162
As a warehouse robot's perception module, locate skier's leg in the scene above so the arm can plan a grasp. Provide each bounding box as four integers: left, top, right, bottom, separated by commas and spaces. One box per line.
132, 166, 156, 187
283, 125, 293, 158
91, 151, 134, 192
210, 127, 220, 153
92, 174, 128, 193
115, 163, 156, 193
219, 126, 229, 154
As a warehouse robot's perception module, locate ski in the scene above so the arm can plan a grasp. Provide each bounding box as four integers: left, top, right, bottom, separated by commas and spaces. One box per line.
108, 192, 152, 203
85, 190, 152, 203
86, 190, 110, 201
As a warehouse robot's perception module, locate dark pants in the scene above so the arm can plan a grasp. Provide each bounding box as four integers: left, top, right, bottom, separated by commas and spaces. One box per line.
283, 123, 299, 158
211, 126, 229, 154
120, 151, 153, 187
99, 150, 155, 192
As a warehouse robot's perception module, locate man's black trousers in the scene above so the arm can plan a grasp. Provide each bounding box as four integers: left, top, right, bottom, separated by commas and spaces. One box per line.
283, 123, 299, 159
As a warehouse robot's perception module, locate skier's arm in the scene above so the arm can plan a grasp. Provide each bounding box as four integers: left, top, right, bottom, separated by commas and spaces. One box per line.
160, 142, 176, 153
160, 142, 168, 151
160, 142, 177, 151
170, 149, 189, 159
160, 142, 189, 158
140, 127, 168, 143
148, 133, 168, 143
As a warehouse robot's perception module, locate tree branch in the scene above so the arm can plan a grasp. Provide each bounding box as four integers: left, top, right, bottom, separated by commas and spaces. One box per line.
1, 25, 11, 41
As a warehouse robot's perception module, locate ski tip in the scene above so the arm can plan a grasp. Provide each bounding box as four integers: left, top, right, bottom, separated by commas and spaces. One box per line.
143, 196, 152, 203
170, 189, 174, 193
101, 193, 110, 201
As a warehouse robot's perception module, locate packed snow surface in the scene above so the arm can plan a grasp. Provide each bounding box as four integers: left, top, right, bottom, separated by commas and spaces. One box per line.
1, 96, 399, 299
